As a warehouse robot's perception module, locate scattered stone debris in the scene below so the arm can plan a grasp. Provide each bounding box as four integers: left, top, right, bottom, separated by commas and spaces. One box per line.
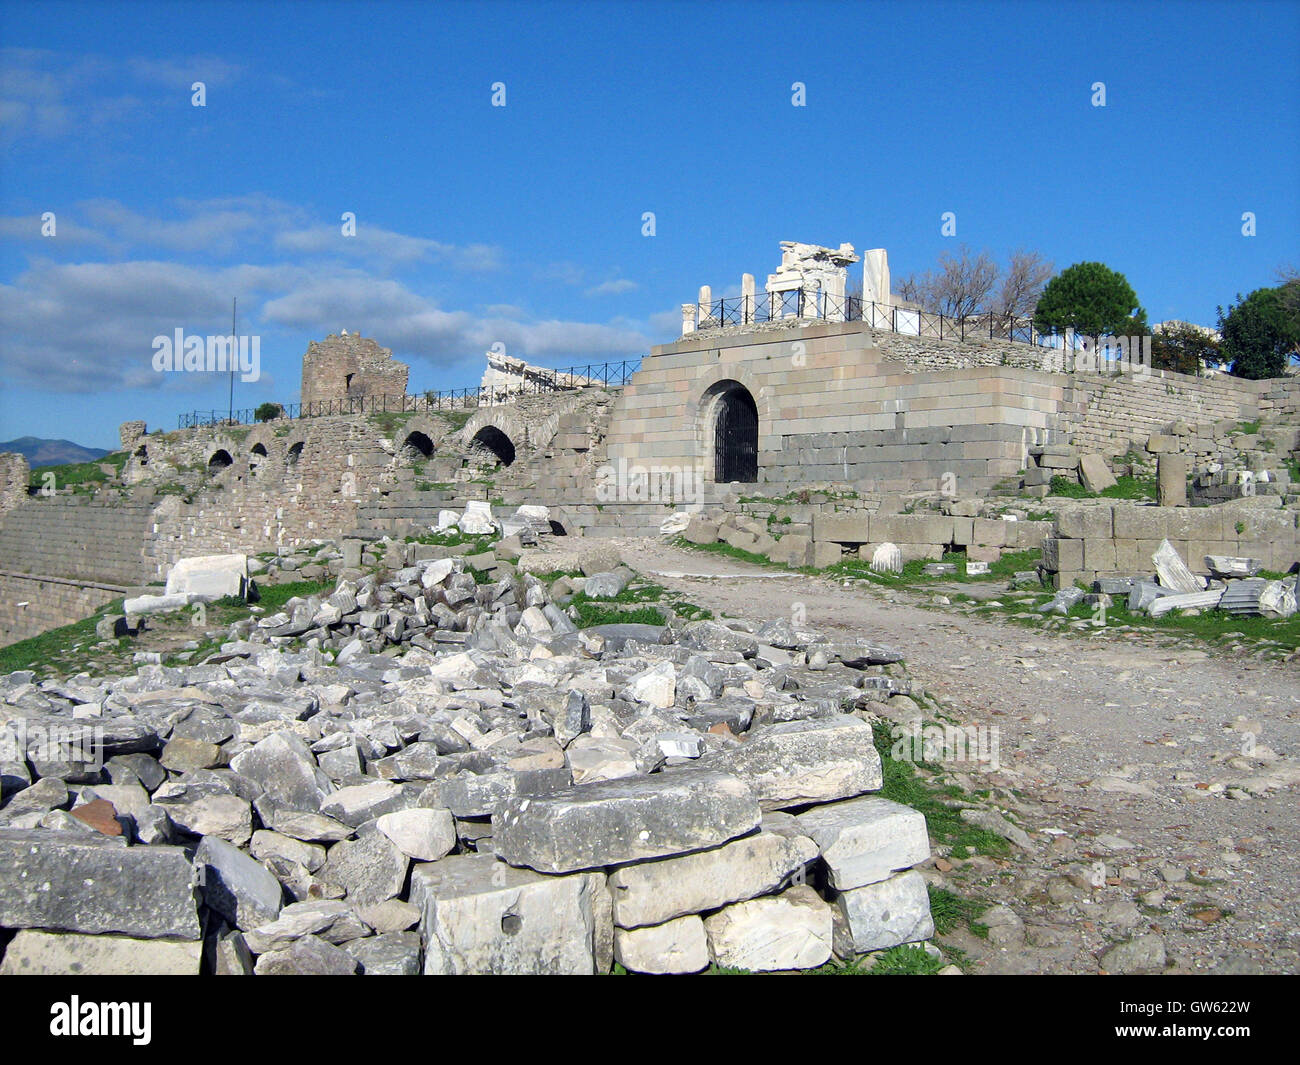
0, 551, 936, 975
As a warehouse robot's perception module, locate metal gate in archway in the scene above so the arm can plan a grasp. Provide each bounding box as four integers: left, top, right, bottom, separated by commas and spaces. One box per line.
714, 385, 758, 483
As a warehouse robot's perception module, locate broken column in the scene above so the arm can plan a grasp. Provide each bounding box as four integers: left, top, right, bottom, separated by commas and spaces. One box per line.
1158, 453, 1187, 507
741, 273, 756, 324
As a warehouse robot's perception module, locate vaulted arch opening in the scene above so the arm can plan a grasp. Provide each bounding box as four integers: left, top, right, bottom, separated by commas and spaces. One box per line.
400, 431, 435, 462
207, 449, 233, 473
471, 426, 516, 468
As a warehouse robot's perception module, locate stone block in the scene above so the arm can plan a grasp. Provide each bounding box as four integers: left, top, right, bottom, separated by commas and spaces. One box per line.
1113, 507, 1169, 541
0, 828, 200, 939
1083, 539, 1118, 574
705, 716, 882, 810
794, 795, 929, 891
833, 869, 934, 954
493, 770, 761, 874
0, 930, 202, 975
614, 915, 710, 974
812, 513, 870, 544
971, 518, 1006, 547
1146, 434, 1180, 454
410, 853, 608, 975
1158, 454, 1188, 507
195, 835, 283, 931
1078, 454, 1117, 493
165, 553, 248, 600
703, 886, 833, 972
809, 542, 841, 569
608, 829, 817, 929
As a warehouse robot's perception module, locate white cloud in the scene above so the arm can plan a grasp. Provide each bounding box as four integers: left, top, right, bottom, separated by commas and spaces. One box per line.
585, 278, 638, 297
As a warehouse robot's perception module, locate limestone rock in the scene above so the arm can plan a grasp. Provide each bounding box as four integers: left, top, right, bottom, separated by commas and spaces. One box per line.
376, 806, 457, 861
411, 853, 608, 975
195, 835, 283, 931
494, 770, 761, 874
704, 716, 882, 809
614, 915, 709, 974
318, 828, 410, 906
703, 886, 833, 972
0, 828, 200, 940
608, 828, 817, 928
0, 930, 202, 975
794, 795, 930, 889
833, 869, 934, 954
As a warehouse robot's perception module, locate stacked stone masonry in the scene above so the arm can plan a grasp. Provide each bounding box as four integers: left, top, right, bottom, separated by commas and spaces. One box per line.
1043, 503, 1300, 589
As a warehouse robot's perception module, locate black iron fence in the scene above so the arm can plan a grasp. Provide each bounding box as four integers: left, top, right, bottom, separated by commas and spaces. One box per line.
178, 358, 643, 429
693, 292, 1042, 344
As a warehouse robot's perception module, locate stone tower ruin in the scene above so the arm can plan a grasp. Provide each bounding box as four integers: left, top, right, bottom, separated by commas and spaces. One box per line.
300, 332, 410, 409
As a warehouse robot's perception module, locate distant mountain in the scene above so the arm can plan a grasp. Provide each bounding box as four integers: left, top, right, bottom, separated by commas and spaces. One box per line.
0, 437, 111, 466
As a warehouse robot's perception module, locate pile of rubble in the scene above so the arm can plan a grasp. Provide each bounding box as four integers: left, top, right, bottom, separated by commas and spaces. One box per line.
0, 550, 935, 975
1040, 538, 1298, 620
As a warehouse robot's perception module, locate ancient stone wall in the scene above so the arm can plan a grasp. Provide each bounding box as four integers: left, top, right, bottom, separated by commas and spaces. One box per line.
301, 333, 409, 409
606, 321, 1074, 496
0, 497, 156, 585
0, 572, 129, 646
1043, 502, 1300, 589
1060, 371, 1260, 458
0, 453, 29, 515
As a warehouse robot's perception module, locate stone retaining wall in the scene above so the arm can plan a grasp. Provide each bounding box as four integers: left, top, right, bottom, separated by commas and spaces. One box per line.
0, 571, 132, 646
1042, 502, 1300, 589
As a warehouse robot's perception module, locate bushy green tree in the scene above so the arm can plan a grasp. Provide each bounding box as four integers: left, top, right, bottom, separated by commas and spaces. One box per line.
1033, 262, 1146, 337
1219, 286, 1300, 380
1150, 322, 1219, 376
254, 402, 283, 422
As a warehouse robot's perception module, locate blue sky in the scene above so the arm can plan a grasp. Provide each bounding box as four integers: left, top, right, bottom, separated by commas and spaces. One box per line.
1, 0, 1296, 450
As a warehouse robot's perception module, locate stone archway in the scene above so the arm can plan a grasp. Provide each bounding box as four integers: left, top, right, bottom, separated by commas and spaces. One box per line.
704, 380, 759, 483
249, 442, 268, 477
207, 449, 234, 473
470, 425, 516, 467
400, 430, 435, 462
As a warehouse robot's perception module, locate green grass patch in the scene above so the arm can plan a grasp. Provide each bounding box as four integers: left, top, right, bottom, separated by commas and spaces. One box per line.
1235, 420, 1261, 436
0, 600, 127, 677
1048, 475, 1091, 498
928, 885, 990, 937
29, 459, 113, 490
873, 722, 1010, 859
254, 578, 335, 613
1099, 475, 1156, 500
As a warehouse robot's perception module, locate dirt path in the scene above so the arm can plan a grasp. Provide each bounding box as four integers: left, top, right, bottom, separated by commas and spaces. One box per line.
536, 537, 1300, 974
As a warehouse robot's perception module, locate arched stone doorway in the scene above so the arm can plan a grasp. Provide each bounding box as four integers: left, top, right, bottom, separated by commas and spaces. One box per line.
470, 426, 516, 467
400, 431, 434, 462
208, 449, 233, 473
249, 442, 267, 477
708, 381, 758, 483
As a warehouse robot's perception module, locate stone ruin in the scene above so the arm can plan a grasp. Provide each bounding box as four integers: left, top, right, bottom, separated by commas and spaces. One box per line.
301, 333, 410, 410
0, 534, 935, 975
479, 349, 600, 405
683, 240, 892, 334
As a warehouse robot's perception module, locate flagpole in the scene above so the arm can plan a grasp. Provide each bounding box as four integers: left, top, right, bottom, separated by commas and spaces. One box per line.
228, 297, 236, 424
